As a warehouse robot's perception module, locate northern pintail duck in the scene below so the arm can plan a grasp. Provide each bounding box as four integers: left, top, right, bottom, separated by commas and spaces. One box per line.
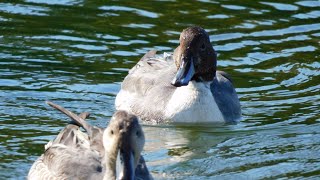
28, 101, 152, 180
116, 26, 241, 124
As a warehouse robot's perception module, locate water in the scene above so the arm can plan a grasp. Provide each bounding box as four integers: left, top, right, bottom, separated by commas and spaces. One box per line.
0, 0, 319, 179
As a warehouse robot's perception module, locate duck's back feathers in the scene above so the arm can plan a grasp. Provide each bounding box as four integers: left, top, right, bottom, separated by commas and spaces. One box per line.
117, 51, 178, 122
28, 124, 103, 180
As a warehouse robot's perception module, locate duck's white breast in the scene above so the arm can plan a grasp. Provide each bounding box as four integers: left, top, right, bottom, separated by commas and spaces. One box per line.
164, 81, 225, 123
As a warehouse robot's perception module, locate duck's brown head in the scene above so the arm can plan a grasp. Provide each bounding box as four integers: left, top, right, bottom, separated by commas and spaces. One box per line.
171, 26, 217, 87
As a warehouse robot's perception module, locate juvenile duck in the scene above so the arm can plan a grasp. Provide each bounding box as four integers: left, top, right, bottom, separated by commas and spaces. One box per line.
28, 101, 152, 180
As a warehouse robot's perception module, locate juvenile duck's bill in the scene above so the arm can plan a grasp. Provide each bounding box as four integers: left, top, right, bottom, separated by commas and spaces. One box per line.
118, 149, 135, 180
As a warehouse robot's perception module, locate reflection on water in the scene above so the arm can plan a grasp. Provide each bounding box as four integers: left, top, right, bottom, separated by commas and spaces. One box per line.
0, 0, 319, 179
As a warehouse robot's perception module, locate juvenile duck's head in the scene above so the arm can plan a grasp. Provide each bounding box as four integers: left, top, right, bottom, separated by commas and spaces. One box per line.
171, 26, 217, 87
103, 111, 145, 180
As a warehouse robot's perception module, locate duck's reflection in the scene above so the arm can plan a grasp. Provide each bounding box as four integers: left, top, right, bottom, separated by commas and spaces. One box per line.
142, 123, 239, 164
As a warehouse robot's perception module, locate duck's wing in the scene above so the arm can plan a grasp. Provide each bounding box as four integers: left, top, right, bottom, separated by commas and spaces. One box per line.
117, 51, 177, 121
28, 124, 103, 180
123, 50, 176, 94
45, 112, 90, 148
211, 71, 241, 123
128, 50, 173, 74
46, 101, 105, 155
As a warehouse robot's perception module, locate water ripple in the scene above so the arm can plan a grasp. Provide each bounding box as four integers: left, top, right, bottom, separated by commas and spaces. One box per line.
0, 0, 319, 179
25, 0, 81, 6
261, 2, 299, 11
0, 3, 49, 16
295, 1, 320, 7
99, 5, 159, 18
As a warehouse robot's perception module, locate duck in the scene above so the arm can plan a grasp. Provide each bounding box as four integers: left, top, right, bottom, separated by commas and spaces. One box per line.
115, 26, 241, 124
28, 101, 152, 180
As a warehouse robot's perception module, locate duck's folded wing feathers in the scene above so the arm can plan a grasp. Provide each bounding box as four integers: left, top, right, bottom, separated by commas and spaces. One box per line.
122, 51, 175, 94
128, 50, 174, 75
28, 124, 101, 179
46, 101, 105, 155
211, 71, 241, 123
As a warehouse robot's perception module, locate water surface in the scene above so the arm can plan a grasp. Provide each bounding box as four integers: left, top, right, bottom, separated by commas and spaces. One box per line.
0, 0, 319, 179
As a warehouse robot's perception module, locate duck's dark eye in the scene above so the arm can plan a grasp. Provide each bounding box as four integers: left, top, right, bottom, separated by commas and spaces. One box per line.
200, 43, 206, 51
110, 130, 114, 135
136, 131, 140, 137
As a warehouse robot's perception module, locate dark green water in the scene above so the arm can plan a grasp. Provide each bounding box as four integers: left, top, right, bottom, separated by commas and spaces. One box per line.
1, 0, 320, 179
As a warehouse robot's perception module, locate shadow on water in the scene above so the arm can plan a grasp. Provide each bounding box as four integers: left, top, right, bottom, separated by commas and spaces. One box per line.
0, 0, 319, 179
